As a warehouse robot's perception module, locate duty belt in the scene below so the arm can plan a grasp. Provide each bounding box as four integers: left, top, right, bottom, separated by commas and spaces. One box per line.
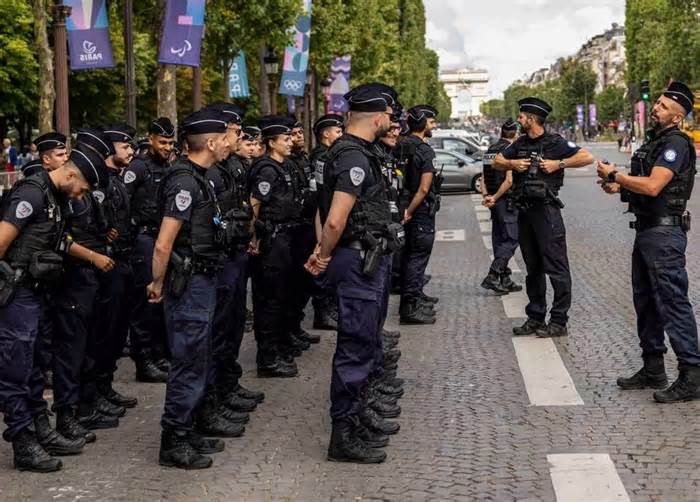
630, 215, 682, 231
137, 225, 159, 236
192, 260, 222, 276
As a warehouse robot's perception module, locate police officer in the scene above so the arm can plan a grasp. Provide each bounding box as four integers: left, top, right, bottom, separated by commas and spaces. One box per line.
306, 84, 399, 464
123, 118, 176, 383
598, 82, 700, 403
86, 124, 139, 410
494, 97, 593, 338
249, 115, 302, 377
147, 109, 233, 470
21, 133, 68, 177
0, 147, 100, 471
398, 105, 440, 325
480, 119, 522, 294
309, 114, 344, 330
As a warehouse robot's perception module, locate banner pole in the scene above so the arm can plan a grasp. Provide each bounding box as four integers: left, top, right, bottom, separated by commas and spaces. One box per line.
52, 1, 72, 138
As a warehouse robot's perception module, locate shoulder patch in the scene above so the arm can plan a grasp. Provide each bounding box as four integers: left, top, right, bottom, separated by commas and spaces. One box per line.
257, 181, 271, 196
567, 141, 577, 148
663, 149, 678, 163
175, 189, 192, 211
123, 170, 136, 184
15, 201, 33, 219
349, 167, 365, 186
92, 190, 105, 204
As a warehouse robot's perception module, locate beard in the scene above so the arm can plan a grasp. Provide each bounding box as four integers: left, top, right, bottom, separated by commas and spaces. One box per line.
424, 129, 433, 138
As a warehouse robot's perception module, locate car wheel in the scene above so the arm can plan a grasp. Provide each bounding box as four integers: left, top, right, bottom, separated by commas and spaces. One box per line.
471, 174, 482, 193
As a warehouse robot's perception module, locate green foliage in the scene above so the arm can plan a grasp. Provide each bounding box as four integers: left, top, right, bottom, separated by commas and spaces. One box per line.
480, 99, 506, 119
595, 85, 627, 122
0, 0, 38, 118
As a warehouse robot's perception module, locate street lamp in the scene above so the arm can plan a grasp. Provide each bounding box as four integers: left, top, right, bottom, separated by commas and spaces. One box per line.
264, 48, 279, 76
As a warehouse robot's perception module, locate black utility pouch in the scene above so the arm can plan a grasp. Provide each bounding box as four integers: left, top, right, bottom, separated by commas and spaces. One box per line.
682, 211, 692, 232
168, 252, 193, 299
0, 261, 18, 307
29, 251, 63, 283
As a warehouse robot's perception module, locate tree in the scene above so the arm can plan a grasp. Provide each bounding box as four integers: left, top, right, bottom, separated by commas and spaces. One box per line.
33, 0, 54, 134
595, 85, 627, 122
480, 99, 506, 119
555, 59, 597, 123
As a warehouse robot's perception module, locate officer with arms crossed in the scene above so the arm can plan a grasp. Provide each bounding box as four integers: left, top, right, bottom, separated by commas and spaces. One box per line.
147, 109, 233, 469
307, 84, 401, 464
494, 98, 593, 338
0, 148, 100, 472
597, 82, 700, 403
480, 119, 522, 295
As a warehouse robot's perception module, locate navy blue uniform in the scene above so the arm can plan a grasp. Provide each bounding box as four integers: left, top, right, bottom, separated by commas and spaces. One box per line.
502, 133, 579, 326
319, 134, 391, 419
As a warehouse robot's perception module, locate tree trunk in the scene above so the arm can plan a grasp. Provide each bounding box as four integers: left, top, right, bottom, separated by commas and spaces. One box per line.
259, 43, 271, 115
33, 0, 55, 134
223, 60, 231, 102
156, 0, 177, 124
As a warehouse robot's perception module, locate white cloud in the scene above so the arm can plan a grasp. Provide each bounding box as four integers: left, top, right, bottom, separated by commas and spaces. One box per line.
424, 0, 625, 97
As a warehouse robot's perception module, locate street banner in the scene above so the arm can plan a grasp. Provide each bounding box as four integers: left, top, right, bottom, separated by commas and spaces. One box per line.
589, 103, 597, 127
158, 0, 206, 67
576, 104, 584, 127
229, 51, 250, 98
278, 0, 312, 97
329, 55, 352, 113
65, 0, 115, 70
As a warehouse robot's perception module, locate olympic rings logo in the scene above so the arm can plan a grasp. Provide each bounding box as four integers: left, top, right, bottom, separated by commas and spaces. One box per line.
283, 80, 303, 91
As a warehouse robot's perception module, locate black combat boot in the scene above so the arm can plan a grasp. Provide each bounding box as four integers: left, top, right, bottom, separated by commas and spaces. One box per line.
34, 412, 85, 456
423, 273, 432, 286
313, 299, 338, 331
500, 274, 523, 292
481, 272, 509, 294
420, 292, 439, 304
257, 356, 298, 378
12, 428, 62, 473
327, 417, 387, 464
56, 407, 96, 443
382, 329, 401, 341
372, 381, 404, 399
295, 327, 321, 344
195, 396, 246, 438
381, 372, 405, 388
399, 297, 436, 325
159, 429, 213, 469
289, 332, 311, 352
216, 403, 250, 424
512, 318, 545, 336
94, 396, 126, 417
360, 407, 400, 435
135, 357, 168, 383
187, 431, 225, 454
235, 383, 265, 404
354, 422, 390, 448
382, 335, 399, 350
384, 348, 402, 364
221, 391, 257, 412
98, 380, 137, 408
536, 323, 568, 338
617, 354, 668, 390
368, 394, 401, 419
653, 364, 700, 403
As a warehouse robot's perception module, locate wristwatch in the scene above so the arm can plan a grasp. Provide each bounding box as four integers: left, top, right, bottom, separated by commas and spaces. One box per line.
558, 160, 566, 170
607, 170, 618, 183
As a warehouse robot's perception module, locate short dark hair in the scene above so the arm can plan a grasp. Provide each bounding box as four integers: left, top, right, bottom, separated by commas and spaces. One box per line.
525, 112, 545, 126
501, 129, 518, 139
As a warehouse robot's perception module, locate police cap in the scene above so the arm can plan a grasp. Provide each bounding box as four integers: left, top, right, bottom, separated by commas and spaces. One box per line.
21, 158, 44, 176
313, 114, 344, 135
343, 85, 389, 113
181, 109, 229, 136
259, 115, 294, 138
242, 126, 261, 141
663, 81, 694, 115
76, 128, 114, 158
501, 118, 518, 132
518, 97, 552, 119
148, 117, 176, 138
207, 102, 245, 124
103, 123, 137, 145
69, 145, 104, 189
366, 83, 399, 108
33, 132, 67, 154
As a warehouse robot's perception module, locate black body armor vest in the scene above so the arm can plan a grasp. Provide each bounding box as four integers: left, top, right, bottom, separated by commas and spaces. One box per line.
67, 190, 108, 253
131, 156, 169, 230
483, 138, 510, 194
252, 156, 303, 224
105, 171, 133, 251
511, 132, 566, 202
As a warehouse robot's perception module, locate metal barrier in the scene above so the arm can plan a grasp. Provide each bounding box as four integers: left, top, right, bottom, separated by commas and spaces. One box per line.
0, 171, 19, 196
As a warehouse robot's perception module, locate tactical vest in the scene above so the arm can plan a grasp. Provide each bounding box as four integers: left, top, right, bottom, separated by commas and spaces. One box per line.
252, 156, 303, 224
131, 156, 170, 229
289, 152, 316, 221
321, 138, 391, 243
310, 144, 329, 188
399, 136, 440, 202
106, 171, 133, 250
511, 132, 566, 199
483, 139, 510, 194
2, 171, 63, 269
67, 189, 109, 253
627, 127, 697, 217
376, 143, 402, 222
158, 161, 222, 263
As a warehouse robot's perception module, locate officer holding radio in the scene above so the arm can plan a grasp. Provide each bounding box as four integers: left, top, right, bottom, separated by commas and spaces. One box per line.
597, 82, 700, 403
493, 97, 593, 338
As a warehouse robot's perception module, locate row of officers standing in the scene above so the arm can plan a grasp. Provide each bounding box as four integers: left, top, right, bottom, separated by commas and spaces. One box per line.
0, 82, 443, 471
480, 82, 700, 406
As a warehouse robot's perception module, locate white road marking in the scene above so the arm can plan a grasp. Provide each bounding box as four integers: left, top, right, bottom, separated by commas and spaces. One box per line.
481, 235, 492, 250
548, 454, 630, 502
476, 211, 490, 222
479, 221, 492, 233
469, 194, 482, 201
436, 229, 466, 242
474, 204, 489, 213
502, 290, 528, 318
513, 337, 584, 406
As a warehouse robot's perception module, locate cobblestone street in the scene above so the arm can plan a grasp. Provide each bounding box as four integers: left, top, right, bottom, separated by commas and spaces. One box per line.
2, 143, 700, 501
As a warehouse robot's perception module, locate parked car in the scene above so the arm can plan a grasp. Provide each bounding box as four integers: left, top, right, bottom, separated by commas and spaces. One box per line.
429, 134, 485, 159
433, 148, 482, 193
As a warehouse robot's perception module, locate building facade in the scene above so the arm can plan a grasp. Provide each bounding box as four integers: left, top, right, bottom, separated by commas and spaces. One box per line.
440, 68, 490, 120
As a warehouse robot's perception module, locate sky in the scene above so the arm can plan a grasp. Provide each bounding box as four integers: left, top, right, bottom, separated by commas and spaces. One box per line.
424, 0, 625, 97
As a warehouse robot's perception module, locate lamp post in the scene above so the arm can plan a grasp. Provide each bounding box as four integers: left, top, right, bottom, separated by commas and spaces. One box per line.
52, 1, 72, 137
320, 77, 332, 114
124, 0, 136, 126
264, 47, 279, 114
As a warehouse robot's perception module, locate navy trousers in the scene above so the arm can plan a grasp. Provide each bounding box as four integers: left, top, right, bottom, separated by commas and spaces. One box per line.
0, 288, 47, 441
489, 198, 519, 276
161, 273, 216, 432
632, 226, 700, 365
401, 212, 436, 298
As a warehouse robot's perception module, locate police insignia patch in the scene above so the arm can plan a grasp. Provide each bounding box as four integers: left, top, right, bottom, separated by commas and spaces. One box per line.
93, 190, 105, 204
567, 141, 577, 148
349, 167, 365, 186
15, 201, 33, 219
175, 190, 192, 211
209, 180, 215, 188
664, 149, 678, 163
123, 170, 136, 184
258, 181, 271, 196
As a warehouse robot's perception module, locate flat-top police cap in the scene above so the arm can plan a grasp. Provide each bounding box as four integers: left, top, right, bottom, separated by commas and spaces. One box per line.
76, 128, 114, 158
259, 115, 294, 138
34, 132, 67, 153
148, 117, 176, 138
21, 158, 44, 176
366, 83, 399, 108
207, 102, 245, 124
344, 85, 389, 113
69, 145, 104, 189
181, 109, 229, 136
518, 97, 552, 118
407, 105, 438, 122
313, 114, 344, 134
664, 81, 694, 115
290, 117, 303, 130
502, 118, 518, 132
103, 124, 137, 145
242, 126, 261, 141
